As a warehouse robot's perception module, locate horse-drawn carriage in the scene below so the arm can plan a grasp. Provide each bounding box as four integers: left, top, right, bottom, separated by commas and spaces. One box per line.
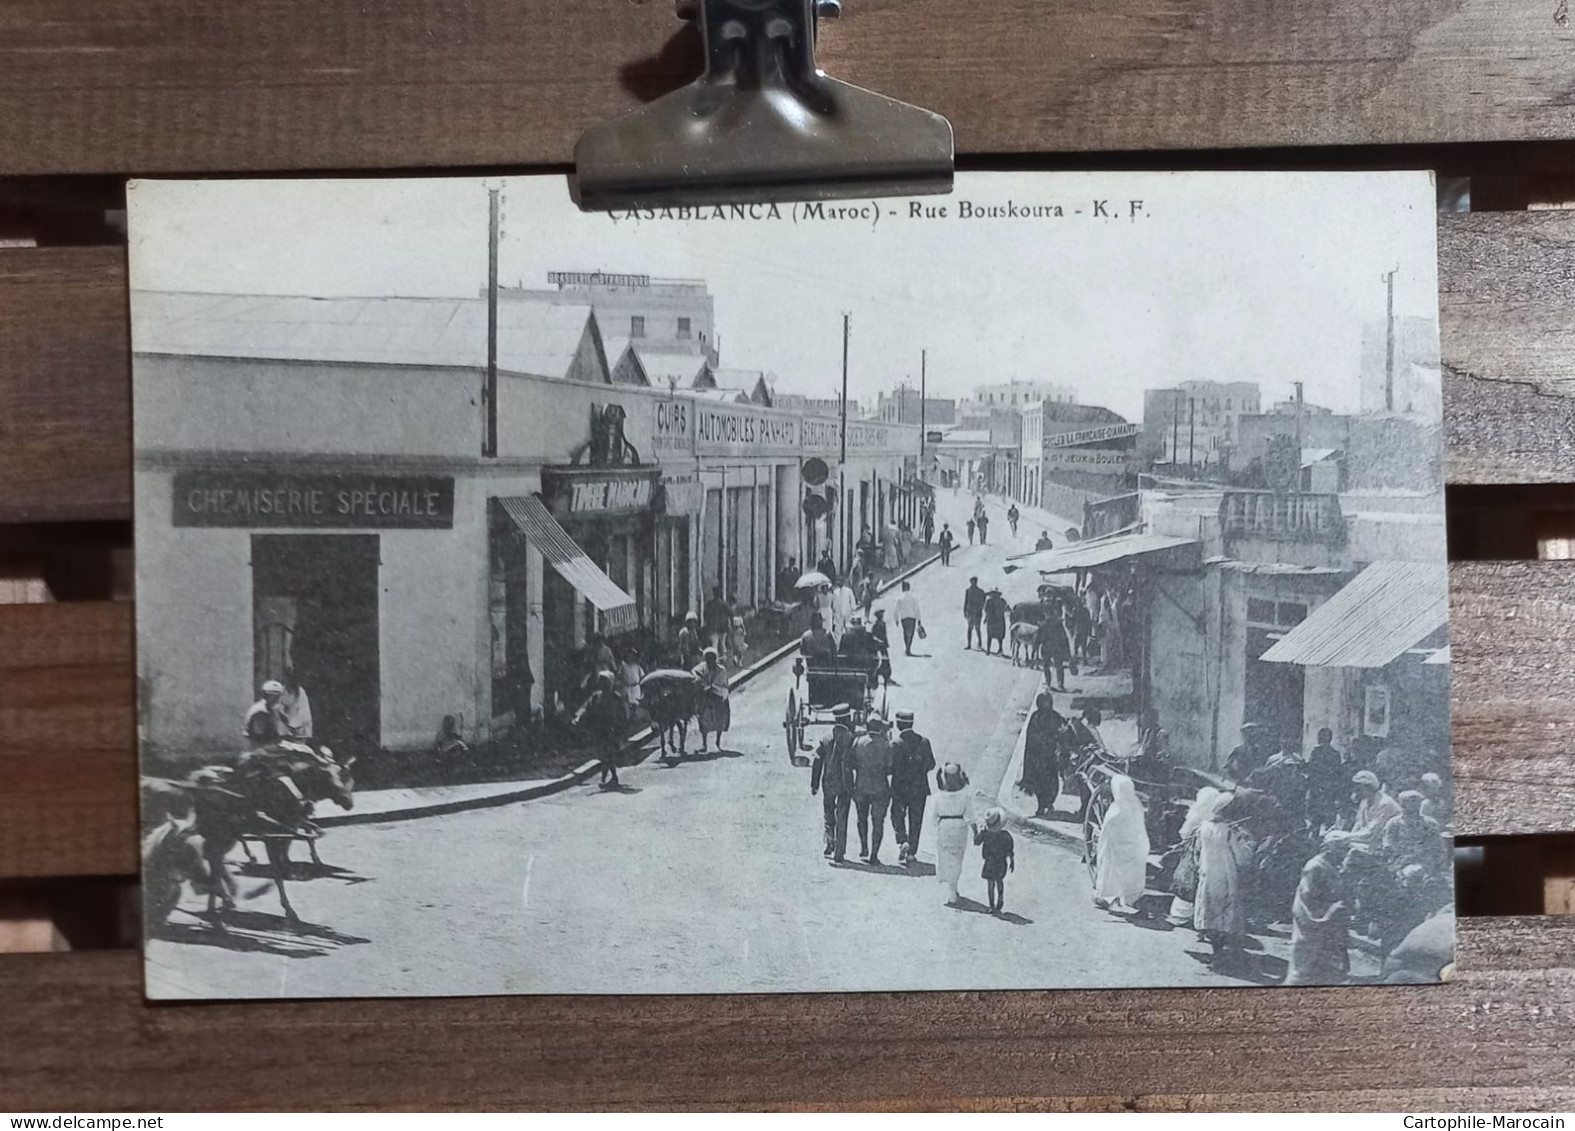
783, 654, 887, 759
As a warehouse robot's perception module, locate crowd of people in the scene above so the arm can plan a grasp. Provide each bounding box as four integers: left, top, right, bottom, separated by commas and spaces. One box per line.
808, 706, 1020, 914
1015, 684, 1452, 983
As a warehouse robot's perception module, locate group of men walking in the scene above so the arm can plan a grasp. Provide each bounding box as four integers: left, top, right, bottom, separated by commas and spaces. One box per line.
810, 708, 936, 867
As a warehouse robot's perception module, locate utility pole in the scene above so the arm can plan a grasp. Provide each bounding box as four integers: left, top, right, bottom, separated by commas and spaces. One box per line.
919, 348, 927, 479
839, 312, 850, 574
484, 187, 500, 458
1188, 396, 1196, 473
1382, 266, 1398, 411
1293, 379, 1305, 466
1171, 389, 1181, 468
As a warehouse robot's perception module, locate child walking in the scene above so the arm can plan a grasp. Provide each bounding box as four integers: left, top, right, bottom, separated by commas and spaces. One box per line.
972, 808, 1016, 914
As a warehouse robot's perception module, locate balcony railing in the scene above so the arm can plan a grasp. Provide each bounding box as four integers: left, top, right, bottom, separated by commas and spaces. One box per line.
1220, 490, 1345, 544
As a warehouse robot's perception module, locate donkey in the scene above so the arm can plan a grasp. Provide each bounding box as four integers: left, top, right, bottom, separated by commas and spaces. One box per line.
1009, 621, 1041, 667
645, 679, 700, 761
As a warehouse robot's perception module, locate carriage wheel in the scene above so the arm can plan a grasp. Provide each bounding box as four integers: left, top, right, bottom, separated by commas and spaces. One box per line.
784, 689, 803, 756
1083, 785, 1112, 882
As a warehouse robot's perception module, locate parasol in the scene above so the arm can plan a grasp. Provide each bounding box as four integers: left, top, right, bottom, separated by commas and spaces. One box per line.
794, 570, 833, 590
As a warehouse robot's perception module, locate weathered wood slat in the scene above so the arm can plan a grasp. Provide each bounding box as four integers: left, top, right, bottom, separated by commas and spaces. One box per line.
2, 213, 1573, 522
0, 559, 1564, 879
1451, 560, 1575, 835
0, 601, 136, 879
1440, 212, 1575, 485
0, 246, 129, 523
0, 916, 1566, 1110
0, 0, 1573, 176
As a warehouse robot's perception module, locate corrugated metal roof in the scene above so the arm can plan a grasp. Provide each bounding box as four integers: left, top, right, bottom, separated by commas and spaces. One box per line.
133, 291, 600, 381
497, 495, 638, 632
1259, 560, 1449, 668
1005, 532, 1200, 573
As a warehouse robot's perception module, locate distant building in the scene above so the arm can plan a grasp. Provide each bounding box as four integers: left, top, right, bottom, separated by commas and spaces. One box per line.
1265, 398, 1332, 416
969, 380, 1077, 411
1359, 314, 1442, 418
695, 367, 773, 407
1141, 381, 1262, 470
501, 272, 718, 367
1236, 411, 1442, 493
1019, 401, 1136, 521
876, 387, 956, 427
614, 346, 710, 390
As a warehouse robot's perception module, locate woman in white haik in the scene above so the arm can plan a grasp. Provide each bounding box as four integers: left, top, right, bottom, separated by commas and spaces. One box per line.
1092, 773, 1149, 914
933, 762, 971, 905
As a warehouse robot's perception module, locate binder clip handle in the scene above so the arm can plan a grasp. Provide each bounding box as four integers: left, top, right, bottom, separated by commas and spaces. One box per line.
573, 0, 953, 211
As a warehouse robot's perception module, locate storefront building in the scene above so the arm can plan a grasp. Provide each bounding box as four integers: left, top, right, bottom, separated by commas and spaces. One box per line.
135, 323, 917, 762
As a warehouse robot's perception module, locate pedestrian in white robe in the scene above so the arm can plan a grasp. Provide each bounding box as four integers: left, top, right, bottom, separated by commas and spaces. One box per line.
1194, 792, 1253, 952
933, 762, 971, 905
1093, 773, 1149, 913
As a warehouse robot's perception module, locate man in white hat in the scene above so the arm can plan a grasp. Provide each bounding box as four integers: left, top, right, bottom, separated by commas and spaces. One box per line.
676, 611, 703, 670
244, 680, 287, 749
1347, 768, 1401, 848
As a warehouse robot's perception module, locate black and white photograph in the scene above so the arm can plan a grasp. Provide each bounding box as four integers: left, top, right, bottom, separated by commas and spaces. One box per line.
130, 171, 1454, 999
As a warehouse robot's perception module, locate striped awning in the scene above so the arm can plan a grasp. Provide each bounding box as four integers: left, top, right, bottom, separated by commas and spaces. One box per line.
1260, 561, 1449, 669
497, 495, 640, 634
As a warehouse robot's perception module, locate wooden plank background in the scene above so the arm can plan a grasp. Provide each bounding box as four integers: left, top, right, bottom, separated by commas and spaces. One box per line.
0, 916, 1569, 1110
1, 0, 1574, 175
4, 0, 1575, 1110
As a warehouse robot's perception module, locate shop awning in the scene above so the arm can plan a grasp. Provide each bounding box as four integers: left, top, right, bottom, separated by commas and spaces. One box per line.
497, 495, 640, 634
1260, 560, 1449, 668
1004, 532, 1200, 574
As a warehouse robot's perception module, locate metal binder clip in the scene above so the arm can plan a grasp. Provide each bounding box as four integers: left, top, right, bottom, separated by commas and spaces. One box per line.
573, 0, 954, 211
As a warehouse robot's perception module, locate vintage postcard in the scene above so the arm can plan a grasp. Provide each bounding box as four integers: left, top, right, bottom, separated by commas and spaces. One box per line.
131, 171, 1453, 998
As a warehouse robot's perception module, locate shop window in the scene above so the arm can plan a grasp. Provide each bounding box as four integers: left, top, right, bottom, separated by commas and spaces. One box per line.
630, 315, 645, 338
677, 317, 692, 339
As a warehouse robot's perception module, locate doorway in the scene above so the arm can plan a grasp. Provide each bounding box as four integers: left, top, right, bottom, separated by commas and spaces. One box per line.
252, 534, 381, 754
1244, 618, 1306, 749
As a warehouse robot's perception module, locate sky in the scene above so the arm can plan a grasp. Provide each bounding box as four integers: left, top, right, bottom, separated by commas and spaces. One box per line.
128, 171, 1441, 420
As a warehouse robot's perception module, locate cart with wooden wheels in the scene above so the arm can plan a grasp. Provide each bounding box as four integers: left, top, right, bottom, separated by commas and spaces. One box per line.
784, 655, 885, 763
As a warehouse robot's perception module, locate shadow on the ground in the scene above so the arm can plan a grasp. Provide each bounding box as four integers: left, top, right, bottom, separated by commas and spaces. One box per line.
944, 895, 1035, 925
655, 748, 746, 766
1183, 944, 1289, 985
586, 782, 644, 796
234, 859, 371, 886
840, 857, 936, 878
155, 909, 372, 959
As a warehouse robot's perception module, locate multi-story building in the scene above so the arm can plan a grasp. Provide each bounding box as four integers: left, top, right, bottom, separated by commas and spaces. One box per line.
1019, 401, 1137, 521
875, 386, 956, 427
500, 271, 719, 367
132, 289, 919, 759
968, 379, 1077, 411
1141, 380, 1261, 470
